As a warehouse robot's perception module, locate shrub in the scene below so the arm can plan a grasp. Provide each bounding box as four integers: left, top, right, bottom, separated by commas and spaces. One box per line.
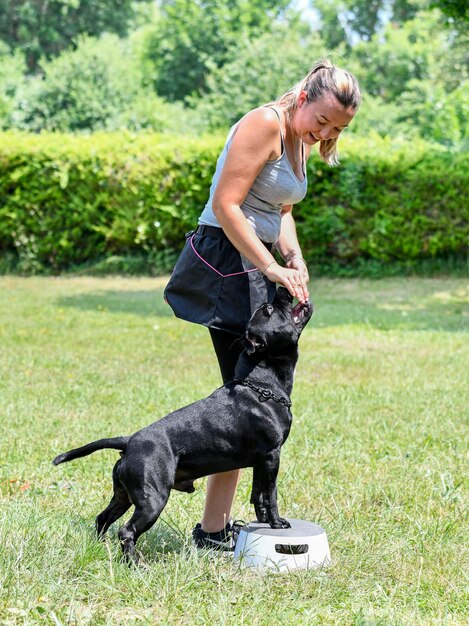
8, 34, 202, 135
0, 131, 222, 272
11, 35, 141, 133
0, 131, 467, 273
297, 135, 468, 265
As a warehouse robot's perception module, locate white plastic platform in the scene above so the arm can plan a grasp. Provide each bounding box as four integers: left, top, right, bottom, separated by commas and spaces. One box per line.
233, 518, 331, 572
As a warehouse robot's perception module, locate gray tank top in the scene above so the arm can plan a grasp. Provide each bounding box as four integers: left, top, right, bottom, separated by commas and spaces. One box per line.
198, 108, 307, 243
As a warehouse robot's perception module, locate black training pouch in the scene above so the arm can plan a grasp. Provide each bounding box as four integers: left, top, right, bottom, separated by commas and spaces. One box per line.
164, 230, 276, 334
164, 231, 222, 327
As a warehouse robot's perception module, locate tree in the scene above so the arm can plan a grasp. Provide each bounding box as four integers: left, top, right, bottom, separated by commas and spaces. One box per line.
0, 41, 25, 127
430, 0, 469, 20
346, 0, 385, 41
190, 23, 325, 129
0, 0, 153, 73
9, 34, 200, 133
349, 11, 450, 100
346, 8, 468, 147
391, 0, 422, 23
314, 0, 427, 45
314, 0, 349, 50
142, 0, 291, 101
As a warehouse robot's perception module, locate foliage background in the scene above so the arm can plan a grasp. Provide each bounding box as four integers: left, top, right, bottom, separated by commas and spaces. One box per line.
1, 1, 467, 145
0, 0, 468, 272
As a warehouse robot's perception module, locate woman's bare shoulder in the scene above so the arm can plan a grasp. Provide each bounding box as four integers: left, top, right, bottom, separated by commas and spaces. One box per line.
230, 106, 282, 152
237, 106, 281, 133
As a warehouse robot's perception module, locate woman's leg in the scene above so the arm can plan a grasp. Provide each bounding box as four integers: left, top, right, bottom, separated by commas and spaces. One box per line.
201, 471, 241, 533
200, 328, 242, 533
208, 327, 242, 384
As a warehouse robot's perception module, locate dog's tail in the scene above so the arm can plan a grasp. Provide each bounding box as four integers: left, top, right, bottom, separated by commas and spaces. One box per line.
52, 436, 129, 466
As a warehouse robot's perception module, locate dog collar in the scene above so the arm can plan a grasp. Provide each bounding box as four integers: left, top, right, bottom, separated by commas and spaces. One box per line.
234, 378, 292, 408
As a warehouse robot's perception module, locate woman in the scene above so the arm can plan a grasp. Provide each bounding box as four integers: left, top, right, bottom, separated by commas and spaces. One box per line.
165, 59, 361, 551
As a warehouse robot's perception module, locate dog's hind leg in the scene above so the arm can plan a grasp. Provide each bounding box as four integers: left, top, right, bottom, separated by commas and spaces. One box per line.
95, 461, 131, 537
96, 493, 131, 538
117, 488, 170, 564
251, 449, 290, 529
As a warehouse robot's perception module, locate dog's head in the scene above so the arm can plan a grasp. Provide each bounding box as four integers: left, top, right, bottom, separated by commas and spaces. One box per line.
244, 287, 313, 356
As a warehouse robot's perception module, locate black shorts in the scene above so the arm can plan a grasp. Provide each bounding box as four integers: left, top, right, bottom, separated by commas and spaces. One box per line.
164, 225, 277, 335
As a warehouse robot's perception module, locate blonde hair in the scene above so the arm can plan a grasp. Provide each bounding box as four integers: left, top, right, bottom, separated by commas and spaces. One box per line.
275, 59, 361, 166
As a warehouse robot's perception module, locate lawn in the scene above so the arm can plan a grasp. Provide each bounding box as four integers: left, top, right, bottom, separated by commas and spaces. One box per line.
0, 275, 467, 625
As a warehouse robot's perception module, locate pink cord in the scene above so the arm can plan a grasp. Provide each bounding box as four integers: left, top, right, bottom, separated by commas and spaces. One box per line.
190, 235, 258, 277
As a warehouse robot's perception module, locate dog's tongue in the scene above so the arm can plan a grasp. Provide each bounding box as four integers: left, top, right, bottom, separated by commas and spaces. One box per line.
292, 301, 306, 322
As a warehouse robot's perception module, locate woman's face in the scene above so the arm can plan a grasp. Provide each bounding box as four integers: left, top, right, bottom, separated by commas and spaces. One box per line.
291, 90, 356, 144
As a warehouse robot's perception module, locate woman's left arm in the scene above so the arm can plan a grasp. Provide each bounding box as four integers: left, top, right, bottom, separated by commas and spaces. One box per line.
276, 206, 309, 284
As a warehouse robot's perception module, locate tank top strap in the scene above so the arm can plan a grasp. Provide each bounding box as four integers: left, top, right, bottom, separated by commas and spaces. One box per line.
264, 106, 285, 153
301, 138, 306, 176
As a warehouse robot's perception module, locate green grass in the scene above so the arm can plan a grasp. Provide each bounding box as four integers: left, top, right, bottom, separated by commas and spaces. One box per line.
0, 276, 467, 625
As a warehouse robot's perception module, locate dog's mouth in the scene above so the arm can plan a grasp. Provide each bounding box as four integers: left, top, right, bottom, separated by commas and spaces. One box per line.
292, 300, 311, 324
245, 333, 266, 354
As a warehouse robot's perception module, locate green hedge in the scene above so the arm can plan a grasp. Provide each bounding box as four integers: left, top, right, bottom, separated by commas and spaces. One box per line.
0, 131, 467, 273
300, 135, 468, 265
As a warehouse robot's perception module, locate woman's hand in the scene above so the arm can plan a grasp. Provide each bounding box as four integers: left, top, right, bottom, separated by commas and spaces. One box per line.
264, 262, 309, 304
286, 254, 309, 284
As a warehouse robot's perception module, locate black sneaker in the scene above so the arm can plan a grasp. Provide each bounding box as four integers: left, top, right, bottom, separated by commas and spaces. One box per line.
192, 519, 245, 553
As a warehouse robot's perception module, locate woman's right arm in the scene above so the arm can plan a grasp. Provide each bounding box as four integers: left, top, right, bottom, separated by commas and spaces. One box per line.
212, 108, 309, 303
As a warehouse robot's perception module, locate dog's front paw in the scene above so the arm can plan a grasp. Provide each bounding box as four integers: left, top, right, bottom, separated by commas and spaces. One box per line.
270, 517, 291, 529
255, 507, 269, 524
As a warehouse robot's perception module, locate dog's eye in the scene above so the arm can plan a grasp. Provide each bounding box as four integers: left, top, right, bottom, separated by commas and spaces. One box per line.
263, 304, 274, 317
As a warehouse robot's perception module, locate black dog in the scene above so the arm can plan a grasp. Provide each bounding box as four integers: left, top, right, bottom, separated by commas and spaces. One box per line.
53, 287, 312, 562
